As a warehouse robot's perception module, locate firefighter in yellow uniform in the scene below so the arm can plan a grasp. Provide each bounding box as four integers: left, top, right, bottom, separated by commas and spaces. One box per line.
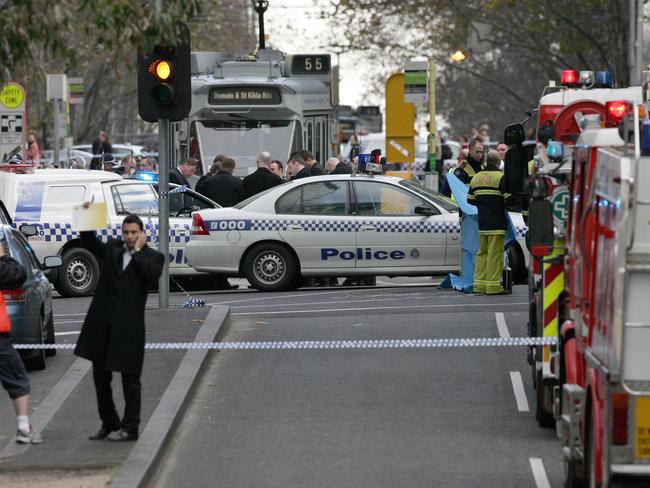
468, 150, 511, 295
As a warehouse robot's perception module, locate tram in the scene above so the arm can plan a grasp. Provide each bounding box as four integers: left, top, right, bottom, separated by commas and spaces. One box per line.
178, 50, 338, 176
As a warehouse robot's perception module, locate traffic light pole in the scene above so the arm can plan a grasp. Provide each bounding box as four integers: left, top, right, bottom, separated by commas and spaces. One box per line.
158, 118, 170, 308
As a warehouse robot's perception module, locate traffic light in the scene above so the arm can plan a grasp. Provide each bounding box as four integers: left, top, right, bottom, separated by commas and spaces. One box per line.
137, 27, 191, 122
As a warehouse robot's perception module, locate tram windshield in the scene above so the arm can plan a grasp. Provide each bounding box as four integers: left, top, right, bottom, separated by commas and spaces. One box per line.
196, 119, 299, 174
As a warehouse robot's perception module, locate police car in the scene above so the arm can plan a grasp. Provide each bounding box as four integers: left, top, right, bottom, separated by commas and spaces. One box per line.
0, 169, 220, 297
186, 174, 529, 291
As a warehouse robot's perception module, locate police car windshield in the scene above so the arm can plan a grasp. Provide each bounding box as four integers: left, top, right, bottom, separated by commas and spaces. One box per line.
197, 119, 295, 173
399, 180, 458, 212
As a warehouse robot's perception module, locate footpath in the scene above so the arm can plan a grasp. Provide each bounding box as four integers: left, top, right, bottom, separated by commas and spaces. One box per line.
0, 305, 229, 487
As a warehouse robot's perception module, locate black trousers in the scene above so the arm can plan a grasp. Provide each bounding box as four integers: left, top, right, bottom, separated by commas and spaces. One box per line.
92, 361, 141, 434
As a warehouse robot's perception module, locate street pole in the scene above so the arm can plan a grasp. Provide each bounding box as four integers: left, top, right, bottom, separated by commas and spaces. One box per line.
426, 59, 438, 191
635, 0, 644, 85
53, 99, 60, 169
158, 119, 170, 308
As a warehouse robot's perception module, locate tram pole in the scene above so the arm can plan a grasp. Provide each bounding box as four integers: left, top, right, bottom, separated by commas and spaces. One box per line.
254, 0, 269, 49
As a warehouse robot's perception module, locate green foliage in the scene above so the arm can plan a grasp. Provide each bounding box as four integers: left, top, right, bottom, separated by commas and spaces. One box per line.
331, 0, 630, 135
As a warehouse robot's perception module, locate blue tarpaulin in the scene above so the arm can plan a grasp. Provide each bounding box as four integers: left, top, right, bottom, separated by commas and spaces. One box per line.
439, 173, 516, 293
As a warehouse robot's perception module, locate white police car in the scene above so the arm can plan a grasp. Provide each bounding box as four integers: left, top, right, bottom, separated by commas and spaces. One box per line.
0, 169, 219, 297
186, 174, 529, 291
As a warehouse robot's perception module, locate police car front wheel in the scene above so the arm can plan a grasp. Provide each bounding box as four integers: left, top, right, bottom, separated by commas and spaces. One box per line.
244, 243, 298, 292
55, 247, 100, 297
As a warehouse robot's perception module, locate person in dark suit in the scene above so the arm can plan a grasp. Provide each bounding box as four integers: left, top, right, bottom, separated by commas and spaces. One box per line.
300, 150, 324, 176
242, 152, 283, 199
325, 157, 352, 175
90, 131, 113, 170
200, 157, 245, 207
195, 155, 226, 196
169, 158, 199, 187
75, 214, 164, 442
287, 153, 312, 180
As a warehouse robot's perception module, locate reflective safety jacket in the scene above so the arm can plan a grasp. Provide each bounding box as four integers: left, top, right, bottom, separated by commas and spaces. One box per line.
0, 255, 27, 334
468, 170, 511, 234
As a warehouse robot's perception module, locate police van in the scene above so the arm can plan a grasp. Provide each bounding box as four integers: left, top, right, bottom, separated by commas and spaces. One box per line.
187, 174, 529, 291
0, 169, 220, 297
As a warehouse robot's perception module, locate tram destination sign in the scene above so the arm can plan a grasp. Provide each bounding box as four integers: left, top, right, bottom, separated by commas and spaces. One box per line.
209, 86, 281, 105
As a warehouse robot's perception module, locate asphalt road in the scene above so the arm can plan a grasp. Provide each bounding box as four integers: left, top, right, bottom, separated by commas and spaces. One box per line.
144, 281, 563, 488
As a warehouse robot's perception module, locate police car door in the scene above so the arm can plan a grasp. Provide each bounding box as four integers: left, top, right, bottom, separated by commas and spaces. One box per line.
352, 180, 446, 269
165, 185, 217, 268
275, 180, 356, 271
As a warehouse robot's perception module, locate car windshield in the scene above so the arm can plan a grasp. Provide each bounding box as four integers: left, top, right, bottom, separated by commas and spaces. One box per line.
399, 180, 458, 212
196, 119, 296, 174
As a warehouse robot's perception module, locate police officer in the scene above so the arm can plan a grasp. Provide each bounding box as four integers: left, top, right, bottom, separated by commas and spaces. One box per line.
468, 150, 511, 295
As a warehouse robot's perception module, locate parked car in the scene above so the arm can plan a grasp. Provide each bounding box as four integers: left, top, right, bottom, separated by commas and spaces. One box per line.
1, 224, 62, 370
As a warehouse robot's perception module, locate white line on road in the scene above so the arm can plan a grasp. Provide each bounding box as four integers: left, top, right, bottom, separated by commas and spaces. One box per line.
509, 371, 530, 412
232, 302, 528, 316
495, 312, 510, 338
55, 331, 80, 336
55, 320, 84, 324
529, 458, 551, 488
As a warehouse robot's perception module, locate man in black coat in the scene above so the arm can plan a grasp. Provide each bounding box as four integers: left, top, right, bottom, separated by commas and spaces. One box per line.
242, 151, 283, 199
287, 153, 312, 180
90, 131, 113, 170
75, 214, 164, 442
325, 157, 352, 175
169, 158, 199, 188
300, 150, 324, 176
200, 157, 245, 207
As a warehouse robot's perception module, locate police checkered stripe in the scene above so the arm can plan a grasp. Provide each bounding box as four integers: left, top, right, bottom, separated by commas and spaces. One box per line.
247, 219, 460, 234
516, 226, 528, 238
12, 336, 558, 350
23, 222, 191, 244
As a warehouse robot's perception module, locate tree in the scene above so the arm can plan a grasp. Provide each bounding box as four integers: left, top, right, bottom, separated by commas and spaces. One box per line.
1, 0, 255, 149
330, 0, 631, 137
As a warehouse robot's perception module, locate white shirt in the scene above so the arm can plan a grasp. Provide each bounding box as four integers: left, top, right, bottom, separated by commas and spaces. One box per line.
122, 246, 135, 270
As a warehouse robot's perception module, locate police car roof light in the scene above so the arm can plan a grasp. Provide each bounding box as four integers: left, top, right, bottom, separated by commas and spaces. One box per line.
561, 69, 578, 86
595, 70, 613, 88
134, 170, 158, 182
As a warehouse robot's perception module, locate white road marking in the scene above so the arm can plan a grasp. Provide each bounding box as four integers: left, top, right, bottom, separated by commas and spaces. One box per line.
529, 458, 551, 488
232, 302, 528, 316
206, 284, 438, 306
509, 371, 530, 412
54, 320, 84, 324
495, 312, 510, 338
55, 331, 80, 336
54, 313, 87, 317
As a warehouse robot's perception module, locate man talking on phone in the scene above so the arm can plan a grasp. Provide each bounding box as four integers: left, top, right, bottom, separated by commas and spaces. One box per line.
75, 213, 164, 441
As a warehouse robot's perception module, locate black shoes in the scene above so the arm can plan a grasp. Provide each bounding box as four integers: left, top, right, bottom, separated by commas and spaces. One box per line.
89, 426, 119, 440
107, 429, 138, 442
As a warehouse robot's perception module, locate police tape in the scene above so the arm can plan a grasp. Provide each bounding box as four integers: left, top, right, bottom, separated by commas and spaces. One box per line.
12, 336, 557, 351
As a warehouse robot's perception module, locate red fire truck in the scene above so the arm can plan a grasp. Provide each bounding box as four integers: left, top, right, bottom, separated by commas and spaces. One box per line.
516, 73, 650, 485
524, 70, 642, 429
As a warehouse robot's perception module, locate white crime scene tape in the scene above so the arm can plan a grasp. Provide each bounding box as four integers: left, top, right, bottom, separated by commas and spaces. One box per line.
12, 336, 557, 351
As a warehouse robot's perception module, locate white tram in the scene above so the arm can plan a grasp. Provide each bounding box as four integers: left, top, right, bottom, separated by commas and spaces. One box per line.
178, 49, 338, 176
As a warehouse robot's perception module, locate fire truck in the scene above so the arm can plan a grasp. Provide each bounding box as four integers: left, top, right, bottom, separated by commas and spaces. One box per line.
516, 72, 650, 486
523, 70, 642, 429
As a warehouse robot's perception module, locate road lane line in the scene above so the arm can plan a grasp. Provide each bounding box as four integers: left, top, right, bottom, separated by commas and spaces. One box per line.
495, 312, 510, 338
232, 302, 528, 316
55, 331, 80, 336
529, 458, 551, 488
509, 371, 530, 412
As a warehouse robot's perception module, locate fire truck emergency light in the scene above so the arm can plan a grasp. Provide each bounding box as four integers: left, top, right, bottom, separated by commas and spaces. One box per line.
595, 70, 613, 88
560, 70, 578, 86
604, 101, 629, 127
579, 71, 594, 87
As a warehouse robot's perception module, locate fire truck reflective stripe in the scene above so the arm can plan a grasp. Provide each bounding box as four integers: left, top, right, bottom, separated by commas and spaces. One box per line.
11, 336, 558, 350
543, 264, 564, 338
